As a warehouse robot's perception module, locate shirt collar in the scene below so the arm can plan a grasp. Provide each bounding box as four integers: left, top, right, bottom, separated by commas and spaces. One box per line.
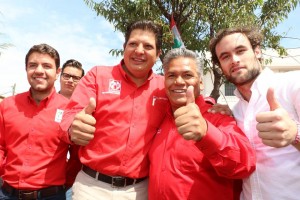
27, 87, 57, 105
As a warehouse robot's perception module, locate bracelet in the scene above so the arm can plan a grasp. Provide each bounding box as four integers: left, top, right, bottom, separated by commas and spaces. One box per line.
292, 123, 300, 145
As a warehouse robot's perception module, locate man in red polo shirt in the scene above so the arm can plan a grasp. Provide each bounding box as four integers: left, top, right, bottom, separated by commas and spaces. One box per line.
0, 43, 70, 199
148, 48, 255, 200
60, 20, 168, 200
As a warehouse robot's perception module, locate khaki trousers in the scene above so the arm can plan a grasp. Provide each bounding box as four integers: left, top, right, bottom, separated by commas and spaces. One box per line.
72, 170, 148, 200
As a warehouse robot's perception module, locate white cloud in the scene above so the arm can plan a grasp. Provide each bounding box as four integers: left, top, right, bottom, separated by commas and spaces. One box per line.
0, 0, 123, 96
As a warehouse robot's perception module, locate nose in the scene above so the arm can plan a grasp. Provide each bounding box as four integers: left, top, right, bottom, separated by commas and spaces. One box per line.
232, 54, 240, 64
34, 64, 44, 73
67, 77, 75, 82
174, 76, 185, 84
135, 44, 144, 54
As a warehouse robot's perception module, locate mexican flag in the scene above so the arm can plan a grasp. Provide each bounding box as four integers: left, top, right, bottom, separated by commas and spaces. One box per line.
170, 15, 185, 49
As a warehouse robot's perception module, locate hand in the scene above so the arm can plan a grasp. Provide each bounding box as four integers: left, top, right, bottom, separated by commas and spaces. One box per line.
208, 103, 233, 116
173, 86, 207, 141
69, 98, 97, 146
256, 88, 297, 147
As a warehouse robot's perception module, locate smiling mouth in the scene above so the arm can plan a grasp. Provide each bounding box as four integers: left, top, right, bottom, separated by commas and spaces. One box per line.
172, 89, 186, 93
34, 77, 45, 81
132, 57, 145, 62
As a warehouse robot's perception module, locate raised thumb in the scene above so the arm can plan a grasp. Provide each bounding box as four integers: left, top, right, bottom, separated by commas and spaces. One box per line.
84, 97, 96, 115
186, 85, 195, 105
266, 87, 280, 111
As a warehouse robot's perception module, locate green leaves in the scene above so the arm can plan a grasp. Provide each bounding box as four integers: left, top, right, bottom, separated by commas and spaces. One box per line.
83, 0, 300, 100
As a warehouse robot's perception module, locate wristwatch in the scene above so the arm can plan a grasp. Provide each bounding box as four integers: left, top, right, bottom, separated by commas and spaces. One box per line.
292, 122, 300, 145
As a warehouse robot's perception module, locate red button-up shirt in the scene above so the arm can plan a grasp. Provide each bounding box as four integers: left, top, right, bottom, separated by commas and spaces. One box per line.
0, 89, 70, 189
60, 61, 168, 178
148, 96, 256, 200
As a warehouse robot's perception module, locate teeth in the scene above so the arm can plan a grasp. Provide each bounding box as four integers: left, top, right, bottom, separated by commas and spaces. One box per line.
35, 77, 45, 81
173, 89, 185, 93
133, 58, 144, 61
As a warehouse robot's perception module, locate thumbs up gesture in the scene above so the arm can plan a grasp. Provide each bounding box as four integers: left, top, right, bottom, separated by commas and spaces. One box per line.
173, 86, 207, 141
69, 98, 97, 146
256, 88, 297, 147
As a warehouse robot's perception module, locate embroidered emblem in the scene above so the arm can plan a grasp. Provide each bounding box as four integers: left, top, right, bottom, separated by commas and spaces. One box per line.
55, 109, 64, 123
104, 79, 121, 95
152, 96, 168, 106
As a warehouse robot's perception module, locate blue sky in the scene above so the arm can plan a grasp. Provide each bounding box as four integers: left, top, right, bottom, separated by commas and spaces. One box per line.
0, 0, 300, 95
0, 0, 123, 95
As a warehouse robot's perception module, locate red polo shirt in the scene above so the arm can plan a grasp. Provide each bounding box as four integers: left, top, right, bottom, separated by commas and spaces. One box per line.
60, 61, 168, 178
148, 96, 256, 200
0, 89, 70, 189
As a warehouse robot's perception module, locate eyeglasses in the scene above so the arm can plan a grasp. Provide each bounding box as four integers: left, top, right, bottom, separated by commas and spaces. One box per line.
61, 73, 81, 82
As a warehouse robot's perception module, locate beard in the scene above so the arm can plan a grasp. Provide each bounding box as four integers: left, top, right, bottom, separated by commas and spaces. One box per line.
225, 59, 261, 86
226, 67, 260, 86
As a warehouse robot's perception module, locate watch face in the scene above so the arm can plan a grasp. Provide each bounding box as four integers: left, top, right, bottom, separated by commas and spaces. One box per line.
293, 123, 300, 145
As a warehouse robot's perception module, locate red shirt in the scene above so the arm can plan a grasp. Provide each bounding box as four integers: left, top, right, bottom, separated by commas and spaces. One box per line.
0, 89, 69, 189
148, 96, 256, 200
65, 144, 81, 187
60, 61, 168, 178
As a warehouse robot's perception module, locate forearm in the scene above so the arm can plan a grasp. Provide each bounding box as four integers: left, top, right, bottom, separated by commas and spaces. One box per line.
196, 121, 256, 179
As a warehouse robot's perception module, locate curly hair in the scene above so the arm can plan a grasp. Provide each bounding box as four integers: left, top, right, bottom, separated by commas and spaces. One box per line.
209, 27, 263, 67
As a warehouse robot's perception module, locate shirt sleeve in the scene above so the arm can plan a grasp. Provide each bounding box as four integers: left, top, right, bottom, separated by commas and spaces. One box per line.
60, 67, 98, 144
0, 102, 5, 170
289, 71, 300, 121
195, 112, 256, 179
65, 144, 82, 187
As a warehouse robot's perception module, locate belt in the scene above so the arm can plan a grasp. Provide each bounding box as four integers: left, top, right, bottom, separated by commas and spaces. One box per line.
82, 165, 146, 188
2, 182, 65, 200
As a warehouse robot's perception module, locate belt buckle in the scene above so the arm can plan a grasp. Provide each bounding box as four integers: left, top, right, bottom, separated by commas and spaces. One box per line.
19, 190, 37, 200
111, 176, 126, 188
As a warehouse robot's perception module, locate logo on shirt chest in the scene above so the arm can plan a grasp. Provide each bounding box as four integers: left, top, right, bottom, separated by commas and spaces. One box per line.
107, 79, 121, 95
55, 109, 64, 123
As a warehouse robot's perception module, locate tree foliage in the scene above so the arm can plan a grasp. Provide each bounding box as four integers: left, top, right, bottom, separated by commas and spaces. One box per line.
83, 0, 300, 100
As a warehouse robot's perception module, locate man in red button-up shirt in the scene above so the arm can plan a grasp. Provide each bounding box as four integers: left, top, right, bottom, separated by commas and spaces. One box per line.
0, 44, 72, 200
60, 20, 168, 200
148, 48, 256, 200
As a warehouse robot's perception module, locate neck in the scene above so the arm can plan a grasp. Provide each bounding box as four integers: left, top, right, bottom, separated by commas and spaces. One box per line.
121, 63, 149, 87
30, 88, 53, 105
236, 79, 255, 102
59, 91, 71, 99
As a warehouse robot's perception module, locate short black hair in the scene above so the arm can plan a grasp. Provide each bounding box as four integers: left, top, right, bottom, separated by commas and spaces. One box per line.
61, 59, 84, 77
25, 43, 60, 69
124, 20, 163, 53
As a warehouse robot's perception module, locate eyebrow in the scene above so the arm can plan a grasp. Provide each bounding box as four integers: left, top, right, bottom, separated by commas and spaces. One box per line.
218, 45, 247, 58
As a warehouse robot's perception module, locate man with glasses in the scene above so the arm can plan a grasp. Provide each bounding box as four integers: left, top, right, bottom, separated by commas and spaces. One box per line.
59, 59, 85, 99
59, 59, 85, 200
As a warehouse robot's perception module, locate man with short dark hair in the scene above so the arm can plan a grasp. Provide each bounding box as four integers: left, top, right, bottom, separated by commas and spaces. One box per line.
59, 59, 84, 99
59, 59, 85, 200
60, 20, 168, 200
0, 43, 69, 200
